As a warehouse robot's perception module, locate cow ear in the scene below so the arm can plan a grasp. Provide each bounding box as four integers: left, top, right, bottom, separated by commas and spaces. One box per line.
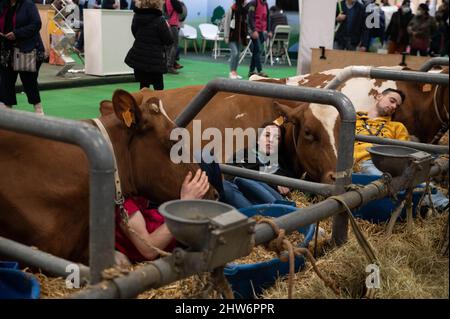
273, 101, 297, 123
112, 89, 142, 128
99, 100, 114, 116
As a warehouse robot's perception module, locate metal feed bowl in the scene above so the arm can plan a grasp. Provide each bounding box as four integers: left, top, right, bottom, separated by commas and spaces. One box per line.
159, 200, 237, 250
367, 145, 422, 177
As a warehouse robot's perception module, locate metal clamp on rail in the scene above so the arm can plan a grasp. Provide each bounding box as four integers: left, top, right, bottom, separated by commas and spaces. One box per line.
159, 200, 255, 273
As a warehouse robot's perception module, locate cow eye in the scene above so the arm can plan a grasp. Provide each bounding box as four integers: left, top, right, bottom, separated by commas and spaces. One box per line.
303, 128, 314, 141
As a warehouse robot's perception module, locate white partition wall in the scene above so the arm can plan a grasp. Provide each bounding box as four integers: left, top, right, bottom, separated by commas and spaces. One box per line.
84, 9, 134, 76
297, 0, 336, 75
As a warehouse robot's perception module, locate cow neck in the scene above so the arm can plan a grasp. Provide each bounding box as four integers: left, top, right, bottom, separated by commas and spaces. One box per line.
92, 118, 137, 203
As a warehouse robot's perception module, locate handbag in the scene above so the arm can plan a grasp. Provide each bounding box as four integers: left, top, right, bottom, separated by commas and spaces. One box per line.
12, 48, 37, 72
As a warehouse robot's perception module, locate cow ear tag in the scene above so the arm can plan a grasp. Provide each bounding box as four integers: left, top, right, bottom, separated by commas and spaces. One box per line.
422, 84, 432, 92
122, 109, 134, 127
273, 116, 285, 126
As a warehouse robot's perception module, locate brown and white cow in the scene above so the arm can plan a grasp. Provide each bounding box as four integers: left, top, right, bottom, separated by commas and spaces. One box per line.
0, 89, 217, 263
113, 86, 340, 184
250, 66, 449, 143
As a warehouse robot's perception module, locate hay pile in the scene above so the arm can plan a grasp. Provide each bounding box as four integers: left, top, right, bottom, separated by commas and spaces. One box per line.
30, 272, 79, 298
261, 213, 449, 299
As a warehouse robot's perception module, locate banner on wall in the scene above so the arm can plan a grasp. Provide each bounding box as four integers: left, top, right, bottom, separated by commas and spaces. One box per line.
297, 0, 336, 75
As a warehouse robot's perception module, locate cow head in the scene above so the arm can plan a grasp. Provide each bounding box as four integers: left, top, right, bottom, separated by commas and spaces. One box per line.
274, 101, 340, 184
99, 89, 218, 204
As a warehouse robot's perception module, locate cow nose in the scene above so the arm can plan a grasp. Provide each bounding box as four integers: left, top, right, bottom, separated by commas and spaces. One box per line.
322, 171, 336, 184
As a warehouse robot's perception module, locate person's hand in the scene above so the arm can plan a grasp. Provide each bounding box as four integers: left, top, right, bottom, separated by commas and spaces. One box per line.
251, 31, 259, 39
4, 32, 15, 41
277, 186, 291, 196
180, 169, 210, 200
224, 38, 229, 44
268, 32, 273, 39
336, 14, 346, 22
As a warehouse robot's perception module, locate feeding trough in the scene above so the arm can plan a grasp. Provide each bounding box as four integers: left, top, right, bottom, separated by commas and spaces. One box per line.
367, 145, 432, 177
159, 200, 236, 251
224, 204, 316, 299
159, 200, 255, 270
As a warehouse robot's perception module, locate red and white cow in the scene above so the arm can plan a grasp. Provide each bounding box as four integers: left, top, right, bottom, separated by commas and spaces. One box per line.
251, 66, 449, 143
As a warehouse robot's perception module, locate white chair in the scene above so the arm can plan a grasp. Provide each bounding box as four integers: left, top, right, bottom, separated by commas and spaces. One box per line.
180, 24, 198, 55
198, 23, 224, 59
238, 36, 252, 64
265, 25, 292, 66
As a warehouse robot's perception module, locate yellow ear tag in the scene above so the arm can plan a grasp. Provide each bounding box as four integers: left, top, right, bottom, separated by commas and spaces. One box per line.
122, 109, 134, 127
273, 116, 285, 126
422, 84, 432, 92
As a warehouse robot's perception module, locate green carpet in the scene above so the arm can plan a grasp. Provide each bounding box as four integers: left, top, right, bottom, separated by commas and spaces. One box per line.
15, 57, 297, 120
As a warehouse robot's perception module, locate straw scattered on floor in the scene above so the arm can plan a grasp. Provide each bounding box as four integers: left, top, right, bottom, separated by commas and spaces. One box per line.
261, 213, 449, 299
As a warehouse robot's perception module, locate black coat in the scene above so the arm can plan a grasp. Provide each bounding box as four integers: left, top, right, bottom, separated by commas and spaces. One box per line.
386, 9, 414, 46
0, 0, 44, 53
334, 0, 365, 46
124, 8, 174, 74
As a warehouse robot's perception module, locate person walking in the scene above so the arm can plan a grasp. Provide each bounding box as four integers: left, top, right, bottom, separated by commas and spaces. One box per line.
124, 0, 173, 90
246, 0, 270, 78
164, 0, 183, 74
223, 0, 247, 79
0, 0, 45, 114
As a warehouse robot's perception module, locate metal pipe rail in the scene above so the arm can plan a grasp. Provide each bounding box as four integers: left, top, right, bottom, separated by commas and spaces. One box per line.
325, 66, 449, 90
219, 164, 334, 197
0, 236, 90, 282
419, 57, 449, 72
0, 109, 115, 284
174, 78, 357, 244
69, 158, 448, 299
355, 135, 449, 154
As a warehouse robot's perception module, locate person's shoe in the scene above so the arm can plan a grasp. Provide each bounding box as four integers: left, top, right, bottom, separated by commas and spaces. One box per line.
34, 107, 44, 116
229, 72, 243, 79
257, 71, 269, 77
248, 71, 257, 78
174, 62, 184, 69
167, 68, 179, 74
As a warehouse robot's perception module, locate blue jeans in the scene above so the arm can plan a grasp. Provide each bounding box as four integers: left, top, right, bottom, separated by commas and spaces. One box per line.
222, 177, 284, 209
357, 160, 449, 211
229, 42, 241, 72
249, 32, 265, 73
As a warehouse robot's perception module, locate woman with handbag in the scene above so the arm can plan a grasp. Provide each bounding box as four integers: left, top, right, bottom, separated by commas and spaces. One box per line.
0, 0, 45, 114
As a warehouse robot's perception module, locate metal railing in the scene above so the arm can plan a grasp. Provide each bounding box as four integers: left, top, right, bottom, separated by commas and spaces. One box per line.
69, 158, 449, 298
419, 57, 449, 72
0, 109, 115, 284
174, 78, 357, 244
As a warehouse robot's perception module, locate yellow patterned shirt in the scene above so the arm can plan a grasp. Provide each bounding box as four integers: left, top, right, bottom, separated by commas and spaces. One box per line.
354, 112, 410, 165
